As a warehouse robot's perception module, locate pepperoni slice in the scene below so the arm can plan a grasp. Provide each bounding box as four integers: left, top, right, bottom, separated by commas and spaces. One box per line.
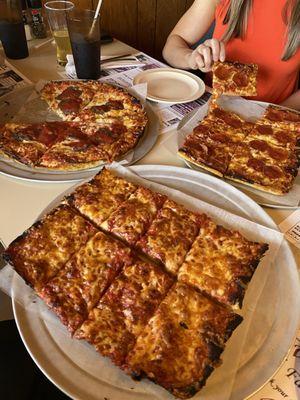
214, 64, 232, 80
257, 125, 273, 135
274, 131, 292, 145
285, 111, 300, 122
268, 146, 286, 161
56, 87, 82, 100
212, 108, 242, 128
264, 165, 282, 179
91, 100, 124, 115
247, 158, 265, 171
249, 140, 269, 152
266, 109, 283, 122
58, 99, 81, 115
233, 71, 249, 87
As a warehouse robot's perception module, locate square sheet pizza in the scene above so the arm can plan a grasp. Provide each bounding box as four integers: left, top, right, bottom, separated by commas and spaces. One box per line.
3, 205, 97, 290
39, 231, 133, 334
75, 260, 173, 367
212, 61, 258, 96
67, 168, 137, 226
178, 215, 269, 307
126, 283, 243, 399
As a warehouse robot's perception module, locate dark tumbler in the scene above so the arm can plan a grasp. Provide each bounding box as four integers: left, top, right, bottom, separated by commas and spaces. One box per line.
66, 9, 100, 80
0, 0, 29, 59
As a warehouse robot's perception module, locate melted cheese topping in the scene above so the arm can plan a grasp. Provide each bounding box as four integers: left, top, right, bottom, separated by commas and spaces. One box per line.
226, 137, 297, 194
137, 200, 201, 274
101, 187, 166, 245
5, 205, 97, 289
127, 283, 242, 398
39, 231, 133, 333
75, 261, 173, 366
212, 61, 258, 96
178, 218, 268, 307
260, 105, 300, 136
70, 168, 137, 226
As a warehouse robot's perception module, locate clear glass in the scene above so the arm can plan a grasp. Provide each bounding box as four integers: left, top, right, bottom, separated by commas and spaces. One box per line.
0, 0, 29, 59
44, 0, 74, 66
66, 9, 101, 80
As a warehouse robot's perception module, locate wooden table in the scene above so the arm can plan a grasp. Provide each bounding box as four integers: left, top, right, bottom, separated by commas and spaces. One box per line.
0, 38, 299, 400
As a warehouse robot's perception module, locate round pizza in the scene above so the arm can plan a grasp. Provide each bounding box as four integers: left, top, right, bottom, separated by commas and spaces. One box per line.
0, 81, 148, 171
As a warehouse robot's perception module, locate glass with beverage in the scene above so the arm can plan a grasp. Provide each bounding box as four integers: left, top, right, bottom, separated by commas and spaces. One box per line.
44, 0, 74, 66
66, 9, 101, 80
0, 0, 29, 59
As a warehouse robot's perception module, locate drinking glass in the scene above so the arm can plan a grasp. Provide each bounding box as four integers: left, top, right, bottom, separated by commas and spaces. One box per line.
0, 0, 29, 59
44, 0, 74, 66
66, 9, 101, 80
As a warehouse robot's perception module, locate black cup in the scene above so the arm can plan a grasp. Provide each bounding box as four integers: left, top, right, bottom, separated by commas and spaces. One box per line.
0, 0, 29, 59
67, 9, 100, 80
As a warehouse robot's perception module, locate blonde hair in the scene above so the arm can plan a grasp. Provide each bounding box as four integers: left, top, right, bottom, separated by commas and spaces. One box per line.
222, 0, 300, 60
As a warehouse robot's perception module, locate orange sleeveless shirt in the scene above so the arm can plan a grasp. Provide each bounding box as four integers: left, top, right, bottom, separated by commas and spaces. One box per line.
213, 0, 300, 103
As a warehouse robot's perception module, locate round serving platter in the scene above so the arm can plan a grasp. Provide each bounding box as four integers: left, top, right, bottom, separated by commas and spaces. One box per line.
0, 103, 159, 183
12, 165, 300, 400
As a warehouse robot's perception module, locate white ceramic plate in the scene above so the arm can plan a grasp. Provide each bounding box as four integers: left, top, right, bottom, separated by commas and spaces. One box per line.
133, 68, 205, 104
13, 165, 300, 400
0, 103, 159, 183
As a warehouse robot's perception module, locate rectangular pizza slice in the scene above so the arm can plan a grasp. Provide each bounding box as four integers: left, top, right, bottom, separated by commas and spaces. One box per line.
178, 215, 268, 308
3, 205, 97, 290
101, 187, 166, 246
247, 123, 298, 149
39, 231, 133, 334
74, 260, 173, 367
136, 199, 202, 274
178, 112, 250, 176
212, 61, 258, 96
204, 104, 254, 134
67, 168, 137, 226
225, 136, 299, 195
259, 105, 300, 142
126, 282, 243, 399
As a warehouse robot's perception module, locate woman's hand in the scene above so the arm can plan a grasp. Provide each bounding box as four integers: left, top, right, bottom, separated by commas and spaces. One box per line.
187, 38, 226, 72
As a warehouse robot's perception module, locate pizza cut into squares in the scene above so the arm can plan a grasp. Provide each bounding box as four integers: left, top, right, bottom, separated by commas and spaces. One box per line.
101, 187, 167, 245
178, 117, 248, 176
126, 283, 243, 399
259, 105, 300, 143
39, 231, 133, 334
178, 216, 269, 308
74, 260, 174, 367
205, 104, 253, 135
67, 168, 137, 226
136, 199, 202, 274
225, 139, 299, 195
41, 80, 97, 121
212, 61, 258, 96
3, 205, 98, 290
247, 123, 298, 149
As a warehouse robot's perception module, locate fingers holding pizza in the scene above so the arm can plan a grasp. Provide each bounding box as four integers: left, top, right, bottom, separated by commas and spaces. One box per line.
188, 38, 226, 72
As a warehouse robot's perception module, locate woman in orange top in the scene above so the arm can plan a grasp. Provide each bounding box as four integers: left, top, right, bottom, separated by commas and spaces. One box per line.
163, 0, 300, 109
